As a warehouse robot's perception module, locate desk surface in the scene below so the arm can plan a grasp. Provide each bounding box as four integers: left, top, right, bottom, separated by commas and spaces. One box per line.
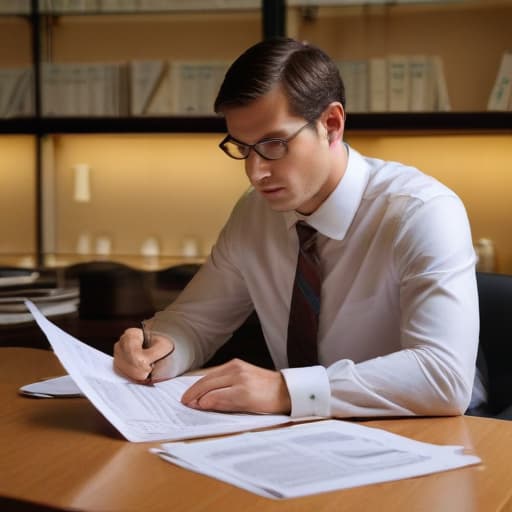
2, 347, 512, 512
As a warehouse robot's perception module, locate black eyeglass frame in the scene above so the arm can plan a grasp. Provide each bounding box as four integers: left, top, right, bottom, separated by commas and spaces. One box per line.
218, 120, 315, 161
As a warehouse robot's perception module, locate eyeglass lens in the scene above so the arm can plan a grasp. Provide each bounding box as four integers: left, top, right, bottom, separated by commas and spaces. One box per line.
222, 139, 287, 160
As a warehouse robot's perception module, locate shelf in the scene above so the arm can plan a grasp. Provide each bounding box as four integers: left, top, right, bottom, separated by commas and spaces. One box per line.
1, 112, 511, 135
345, 112, 512, 133
288, 0, 512, 16
38, 116, 228, 134
0, 118, 37, 134
41, 11, 262, 25
0, 116, 226, 135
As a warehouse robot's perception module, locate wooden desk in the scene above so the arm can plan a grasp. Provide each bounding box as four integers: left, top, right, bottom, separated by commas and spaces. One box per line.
2, 348, 512, 512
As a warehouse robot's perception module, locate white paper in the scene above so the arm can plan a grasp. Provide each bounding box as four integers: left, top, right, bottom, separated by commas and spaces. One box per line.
25, 300, 294, 442
154, 419, 481, 499
19, 375, 83, 398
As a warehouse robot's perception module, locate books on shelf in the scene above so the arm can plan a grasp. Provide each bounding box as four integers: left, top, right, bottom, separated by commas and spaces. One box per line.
130, 60, 166, 116
143, 62, 174, 116
368, 58, 387, 112
409, 55, 437, 112
0, 0, 30, 14
131, 60, 229, 116
0, 67, 33, 118
431, 56, 451, 112
38, 0, 259, 14
134, 0, 259, 11
487, 52, 512, 111
172, 61, 228, 116
337, 60, 368, 113
336, 54, 450, 113
0, 55, 455, 119
42, 62, 129, 117
388, 55, 410, 112
288, 0, 464, 4
35, 59, 229, 117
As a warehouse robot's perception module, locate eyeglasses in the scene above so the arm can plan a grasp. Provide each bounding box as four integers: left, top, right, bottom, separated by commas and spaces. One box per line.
219, 121, 314, 161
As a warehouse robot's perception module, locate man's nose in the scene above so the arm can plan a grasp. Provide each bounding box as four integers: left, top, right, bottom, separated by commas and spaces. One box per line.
245, 150, 271, 183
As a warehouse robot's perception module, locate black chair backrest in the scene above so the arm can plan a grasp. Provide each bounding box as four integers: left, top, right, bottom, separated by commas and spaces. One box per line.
476, 271, 512, 414
154, 263, 201, 290
64, 261, 154, 319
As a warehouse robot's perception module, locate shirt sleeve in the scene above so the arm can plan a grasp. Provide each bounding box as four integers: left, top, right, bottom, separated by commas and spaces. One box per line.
288, 195, 479, 419
149, 203, 255, 378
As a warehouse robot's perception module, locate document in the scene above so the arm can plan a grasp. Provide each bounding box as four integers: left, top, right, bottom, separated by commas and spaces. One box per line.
19, 375, 83, 398
25, 301, 294, 442
153, 419, 481, 499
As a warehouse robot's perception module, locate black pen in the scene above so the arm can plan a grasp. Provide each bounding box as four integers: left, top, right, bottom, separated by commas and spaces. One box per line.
141, 320, 151, 349
141, 320, 154, 383
141, 321, 174, 384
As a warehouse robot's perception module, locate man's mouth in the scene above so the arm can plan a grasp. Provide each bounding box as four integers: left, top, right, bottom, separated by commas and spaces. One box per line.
261, 186, 285, 197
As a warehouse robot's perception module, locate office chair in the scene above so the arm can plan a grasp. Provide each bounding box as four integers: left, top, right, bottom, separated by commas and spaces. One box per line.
64, 261, 154, 319
154, 263, 201, 291
472, 271, 512, 419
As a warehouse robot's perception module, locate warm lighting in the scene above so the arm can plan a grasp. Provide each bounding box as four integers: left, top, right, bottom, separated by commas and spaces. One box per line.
73, 163, 91, 202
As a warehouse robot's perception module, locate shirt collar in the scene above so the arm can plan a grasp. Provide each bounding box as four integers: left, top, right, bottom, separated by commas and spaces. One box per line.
284, 145, 370, 240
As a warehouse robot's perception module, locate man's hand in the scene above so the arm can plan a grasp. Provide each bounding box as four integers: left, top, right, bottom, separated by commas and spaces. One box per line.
181, 359, 291, 415
113, 328, 174, 383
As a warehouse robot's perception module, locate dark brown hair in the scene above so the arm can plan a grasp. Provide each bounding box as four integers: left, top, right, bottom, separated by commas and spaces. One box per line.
214, 38, 345, 122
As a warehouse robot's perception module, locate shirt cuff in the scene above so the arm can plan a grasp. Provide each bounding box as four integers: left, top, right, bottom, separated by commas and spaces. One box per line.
150, 330, 195, 379
281, 366, 331, 418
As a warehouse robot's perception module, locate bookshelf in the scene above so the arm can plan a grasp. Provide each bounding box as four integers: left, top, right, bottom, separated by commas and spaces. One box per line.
2, 112, 512, 136
0, 0, 511, 271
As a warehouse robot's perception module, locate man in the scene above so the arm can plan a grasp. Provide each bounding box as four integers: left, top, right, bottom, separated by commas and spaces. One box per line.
114, 38, 479, 419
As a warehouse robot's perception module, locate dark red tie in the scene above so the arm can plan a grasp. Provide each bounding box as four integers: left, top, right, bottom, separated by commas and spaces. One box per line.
287, 222, 321, 367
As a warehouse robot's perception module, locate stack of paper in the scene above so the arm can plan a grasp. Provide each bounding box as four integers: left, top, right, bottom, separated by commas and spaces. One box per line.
154, 419, 480, 499
1, 288, 78, 326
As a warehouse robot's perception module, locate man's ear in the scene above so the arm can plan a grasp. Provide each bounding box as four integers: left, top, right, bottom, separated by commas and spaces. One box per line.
321, 102, 345, 144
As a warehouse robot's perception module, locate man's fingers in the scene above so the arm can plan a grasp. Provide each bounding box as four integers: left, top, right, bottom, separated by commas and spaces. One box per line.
181, 359, 292, 414
181, 372, 232, 407
189, 387, 245, 412
113, 329, 174, 383
113, 354, 152, 382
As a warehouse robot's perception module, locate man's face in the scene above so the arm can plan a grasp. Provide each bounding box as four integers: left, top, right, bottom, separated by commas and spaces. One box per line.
223, 86, 343, 215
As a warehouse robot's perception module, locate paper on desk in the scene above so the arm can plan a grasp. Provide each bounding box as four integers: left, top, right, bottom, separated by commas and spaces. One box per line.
153, 419, 481, 499
25, 300, 294, 442
19, 375, 83, 398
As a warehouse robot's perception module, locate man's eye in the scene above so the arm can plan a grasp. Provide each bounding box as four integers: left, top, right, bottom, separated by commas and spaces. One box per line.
261, 140, 284, 150
258, 140, 287, 157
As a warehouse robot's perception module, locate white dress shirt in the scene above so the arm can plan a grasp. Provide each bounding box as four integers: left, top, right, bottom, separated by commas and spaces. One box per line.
152, 146, 479, 419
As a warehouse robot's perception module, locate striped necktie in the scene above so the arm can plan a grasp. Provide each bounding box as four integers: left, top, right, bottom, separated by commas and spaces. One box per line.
287, 222, 321, 367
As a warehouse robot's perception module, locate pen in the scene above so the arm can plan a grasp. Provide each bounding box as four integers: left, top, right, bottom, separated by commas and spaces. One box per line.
141, 320, 151, 349
141, 320, 154, 383
140, 321, 175, 384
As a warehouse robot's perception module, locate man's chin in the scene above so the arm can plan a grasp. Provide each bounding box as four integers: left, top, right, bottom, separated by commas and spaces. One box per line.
259, 190, 305, 213
265, 201, 296, 213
